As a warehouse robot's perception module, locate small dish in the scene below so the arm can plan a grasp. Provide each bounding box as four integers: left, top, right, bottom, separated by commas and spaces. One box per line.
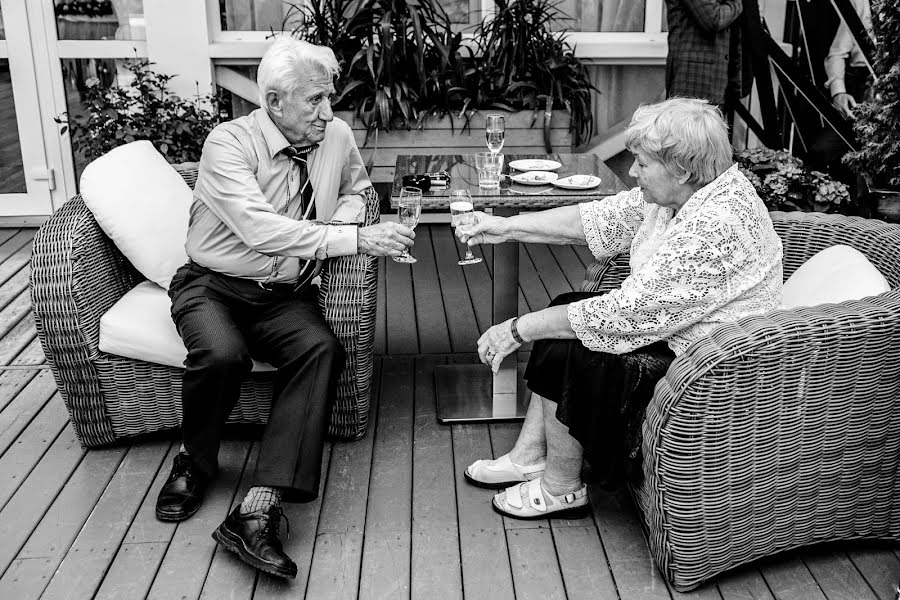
509, 171, 559, 185
508, 159, 562, 172
551, 175, 601, 190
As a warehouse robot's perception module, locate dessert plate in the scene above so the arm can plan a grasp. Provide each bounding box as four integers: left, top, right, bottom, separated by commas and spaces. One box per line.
509, 171, 559, 185
551, 175, 601, 190
508, 159, 562, 172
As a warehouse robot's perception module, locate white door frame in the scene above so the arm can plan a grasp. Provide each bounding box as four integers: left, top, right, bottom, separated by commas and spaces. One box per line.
0, 0, 55, 221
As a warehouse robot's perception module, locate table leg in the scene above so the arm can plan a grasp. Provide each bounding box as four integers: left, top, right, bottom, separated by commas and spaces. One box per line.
435, 207, 527, 423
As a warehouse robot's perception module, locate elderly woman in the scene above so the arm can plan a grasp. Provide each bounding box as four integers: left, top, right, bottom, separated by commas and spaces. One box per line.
459, 98, 783, 519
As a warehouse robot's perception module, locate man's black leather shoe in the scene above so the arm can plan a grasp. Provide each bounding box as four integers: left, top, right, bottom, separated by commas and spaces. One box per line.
156, 452, 206, 522
212, 505, 297, 579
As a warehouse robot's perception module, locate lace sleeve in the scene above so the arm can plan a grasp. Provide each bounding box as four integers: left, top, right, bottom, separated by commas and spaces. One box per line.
579, 188, 645, 259
567, 216, 763, 354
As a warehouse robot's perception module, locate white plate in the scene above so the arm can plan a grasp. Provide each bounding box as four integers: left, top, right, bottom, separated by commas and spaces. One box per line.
508, 159, 562, 172
509, 171, 559, 186
551, 175, 602, 190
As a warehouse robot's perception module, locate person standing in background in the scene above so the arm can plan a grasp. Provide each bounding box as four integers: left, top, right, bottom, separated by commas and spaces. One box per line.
665, 0, 745, 106
824, 0, 873, 119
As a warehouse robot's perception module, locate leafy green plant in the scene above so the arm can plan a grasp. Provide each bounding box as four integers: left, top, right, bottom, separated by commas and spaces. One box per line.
470, 0, 595, 146
844, 0, 900, 188
60, 59, 224, 164
288, 0, 595, 146
289, 0, 470, 135
736, 147, 852, 213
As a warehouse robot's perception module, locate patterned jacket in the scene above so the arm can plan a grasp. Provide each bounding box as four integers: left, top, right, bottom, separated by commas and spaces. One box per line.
665, 0, 746, 105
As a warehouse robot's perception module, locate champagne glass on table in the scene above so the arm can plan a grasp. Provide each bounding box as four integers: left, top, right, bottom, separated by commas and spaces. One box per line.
486, 114, 505, 156
394, 186, 422, 263
449, 190, 482, 266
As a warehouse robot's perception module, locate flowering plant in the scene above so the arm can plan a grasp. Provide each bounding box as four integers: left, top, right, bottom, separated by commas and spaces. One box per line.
58, 59, 224, 164
735, 147, 852, 213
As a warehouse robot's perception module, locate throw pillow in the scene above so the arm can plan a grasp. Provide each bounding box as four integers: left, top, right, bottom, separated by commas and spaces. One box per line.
80, 140, 192, 290
781, 244, 890, 309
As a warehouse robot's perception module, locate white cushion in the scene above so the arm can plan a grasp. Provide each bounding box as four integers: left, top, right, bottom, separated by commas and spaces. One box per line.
80, 140, 192, 290
99, 281, 274, 372
781, 244, 890, 309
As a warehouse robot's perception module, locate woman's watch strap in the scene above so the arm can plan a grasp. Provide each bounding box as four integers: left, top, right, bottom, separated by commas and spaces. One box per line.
510, 317, 526, 344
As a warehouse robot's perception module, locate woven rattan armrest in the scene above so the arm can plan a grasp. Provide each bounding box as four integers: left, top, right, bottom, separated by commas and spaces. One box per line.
637, 290, 900, 591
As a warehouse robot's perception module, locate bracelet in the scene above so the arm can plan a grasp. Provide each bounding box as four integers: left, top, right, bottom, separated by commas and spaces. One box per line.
510, 317, 525, 344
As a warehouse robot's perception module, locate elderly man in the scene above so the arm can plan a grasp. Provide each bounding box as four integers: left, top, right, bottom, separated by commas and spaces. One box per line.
154, 38, 414, 578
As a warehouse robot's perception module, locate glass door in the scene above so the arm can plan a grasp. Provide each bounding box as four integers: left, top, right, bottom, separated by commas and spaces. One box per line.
0, 0, 54, 217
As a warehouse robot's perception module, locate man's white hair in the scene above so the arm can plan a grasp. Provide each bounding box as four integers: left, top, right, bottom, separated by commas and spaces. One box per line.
624, 97, 732, 186
257, 37, 340, 108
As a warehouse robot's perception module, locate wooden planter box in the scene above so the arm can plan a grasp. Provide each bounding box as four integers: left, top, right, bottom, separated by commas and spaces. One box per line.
337, 110, 573, 185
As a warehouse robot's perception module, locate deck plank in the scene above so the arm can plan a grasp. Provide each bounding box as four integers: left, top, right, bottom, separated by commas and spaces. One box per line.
35, 442, 171, 600
304, 360, 382, 600
0, 311, 37, 365
760, 559, 828, 600
525, 244, 575, 299
201, 444, 260, 600
94, 443, 182, 600
410, 228, 452, 354
0, 444, 126, 599
360, 356, 414, 599
0, 388, 67, 509
253, 443, 333, 599
518, 245, 551, 311
0, 370, 57, 457
590, 488, 672, 600
803, 550, 879, 600
0, 264, 29, 312
384, 254, 420, 355
717, 570, 776, 599
410, 355, 463, 600
374, 256, 386, 355
431, 226, 481, 352
0, 232, 34, 288
847, 549, 900, 600
549, 244, 590, 291
147, 440, 253, 600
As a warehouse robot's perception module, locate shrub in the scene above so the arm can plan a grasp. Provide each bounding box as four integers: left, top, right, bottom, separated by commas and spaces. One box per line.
844, 0, 900, 188
735, 147, 852, 213
61, 59, 224, 164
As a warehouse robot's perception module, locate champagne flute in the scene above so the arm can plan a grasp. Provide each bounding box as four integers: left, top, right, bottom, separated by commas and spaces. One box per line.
449, 190, 482, 266
485, 114, 505, 156
393, 186, 422, 263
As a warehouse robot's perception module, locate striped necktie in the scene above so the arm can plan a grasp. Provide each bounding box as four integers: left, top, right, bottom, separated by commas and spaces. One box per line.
280, 144, 321, 289
281, 144, 318, 219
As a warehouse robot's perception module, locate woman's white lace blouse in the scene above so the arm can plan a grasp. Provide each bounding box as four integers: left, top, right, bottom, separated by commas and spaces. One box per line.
569, 164, 783, 356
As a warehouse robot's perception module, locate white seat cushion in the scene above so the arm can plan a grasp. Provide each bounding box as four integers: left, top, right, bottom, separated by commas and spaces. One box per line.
99, 281, 274, 372
781, 244, 891, 309
80, 140, 192, 290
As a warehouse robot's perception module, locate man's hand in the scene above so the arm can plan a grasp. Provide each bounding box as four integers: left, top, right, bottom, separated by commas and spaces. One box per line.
832, 92, 858, 119
456, 211, 508, 247
358, 222, 415, 257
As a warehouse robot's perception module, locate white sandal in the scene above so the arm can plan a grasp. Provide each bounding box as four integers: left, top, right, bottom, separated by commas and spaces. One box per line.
464, 453, 546, 489
492, 477, 589, 520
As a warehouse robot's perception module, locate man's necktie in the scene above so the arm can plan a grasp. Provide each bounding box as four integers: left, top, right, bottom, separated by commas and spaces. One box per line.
280, 144, 321, 289
281, 144, 318, 220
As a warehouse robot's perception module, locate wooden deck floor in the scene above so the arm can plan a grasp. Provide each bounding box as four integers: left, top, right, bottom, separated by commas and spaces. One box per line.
1, 225, 898, 599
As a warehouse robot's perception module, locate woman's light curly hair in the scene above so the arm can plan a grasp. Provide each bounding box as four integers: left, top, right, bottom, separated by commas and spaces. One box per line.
257, 37, 340, 108
624, 98, 732, 186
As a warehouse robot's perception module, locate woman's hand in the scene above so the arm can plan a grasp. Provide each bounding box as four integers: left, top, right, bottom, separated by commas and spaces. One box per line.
478, 318, 522, 373
457, 211, 507, 246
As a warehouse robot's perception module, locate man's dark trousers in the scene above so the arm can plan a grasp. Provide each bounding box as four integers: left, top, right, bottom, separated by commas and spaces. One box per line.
168, 261, 344, 503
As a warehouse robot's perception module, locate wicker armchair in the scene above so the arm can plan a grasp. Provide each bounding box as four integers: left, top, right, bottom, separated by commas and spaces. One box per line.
31, 164, 380, 447
581, 211, 900, 592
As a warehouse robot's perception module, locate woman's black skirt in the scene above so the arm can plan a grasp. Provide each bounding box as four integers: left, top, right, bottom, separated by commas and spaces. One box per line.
524, 291, 676, 488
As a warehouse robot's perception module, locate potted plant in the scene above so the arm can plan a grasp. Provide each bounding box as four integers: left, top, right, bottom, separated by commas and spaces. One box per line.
59, 59, 224, 166
287, 0, 595, 183
735, 147, 853, 214
843, 0, 900, 222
